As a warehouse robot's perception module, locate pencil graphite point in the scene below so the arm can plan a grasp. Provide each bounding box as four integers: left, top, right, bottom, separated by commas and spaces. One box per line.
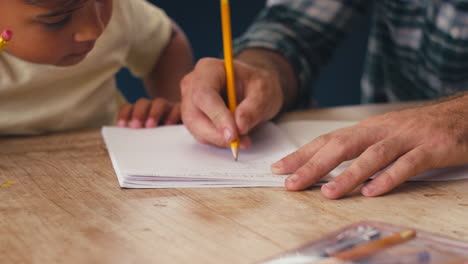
231, 146, 239, 161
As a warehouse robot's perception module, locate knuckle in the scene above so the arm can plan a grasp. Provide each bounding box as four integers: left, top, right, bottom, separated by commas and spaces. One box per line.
400, 154, 418, 168
261, 70, 275, 82
332, 134, 350, 147
210, 109, 224, 124
341, 168, 360, 184
316, 135, 330, 145
355, 158, 372, 174
329, 134, 353, 160
367, 142, 388, 158
302, 160, 325, 175
378, 171, 397, 188
415, 147, 433, 164
283, 151, 301, 166
195, 57, 217, 69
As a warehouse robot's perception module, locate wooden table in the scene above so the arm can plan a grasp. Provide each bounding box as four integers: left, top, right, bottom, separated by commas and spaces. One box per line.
1, 103, 467, 264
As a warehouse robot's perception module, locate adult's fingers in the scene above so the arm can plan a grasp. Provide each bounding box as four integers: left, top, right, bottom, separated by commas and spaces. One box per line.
193, 85, 236, 141
182, 97, 230, 147
284, 127, 384, 191
235, 80, 282, 136
321, 136, 412, 199
181, 58, 239, 146
271, 134, 332, 175
361, 146, 433, 197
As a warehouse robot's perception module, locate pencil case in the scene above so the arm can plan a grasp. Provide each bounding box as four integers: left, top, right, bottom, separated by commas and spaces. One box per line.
259, 221, 468, 264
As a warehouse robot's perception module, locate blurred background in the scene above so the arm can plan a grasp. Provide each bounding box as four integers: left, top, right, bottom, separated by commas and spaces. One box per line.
117, 1, 371, 107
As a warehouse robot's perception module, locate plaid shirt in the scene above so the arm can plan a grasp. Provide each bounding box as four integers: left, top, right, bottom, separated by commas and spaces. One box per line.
234, 0, 468, 106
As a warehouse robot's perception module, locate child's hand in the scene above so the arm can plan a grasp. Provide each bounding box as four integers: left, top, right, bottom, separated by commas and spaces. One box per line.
117, 98, 181, 128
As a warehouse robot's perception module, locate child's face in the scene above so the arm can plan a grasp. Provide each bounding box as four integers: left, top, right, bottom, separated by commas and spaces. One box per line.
0, 0, 112, 66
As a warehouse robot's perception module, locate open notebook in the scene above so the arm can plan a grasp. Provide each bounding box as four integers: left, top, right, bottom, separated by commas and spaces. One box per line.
102, 122, 300, 188
102, 121, 468, 188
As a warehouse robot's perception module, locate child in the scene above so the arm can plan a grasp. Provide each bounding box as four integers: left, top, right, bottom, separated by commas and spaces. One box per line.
0, 0, 193, 135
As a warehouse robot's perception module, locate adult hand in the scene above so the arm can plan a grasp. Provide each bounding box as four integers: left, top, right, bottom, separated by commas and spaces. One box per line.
117, 98, 181, 128
272, 96, 468, 199
180, 55, 287, 148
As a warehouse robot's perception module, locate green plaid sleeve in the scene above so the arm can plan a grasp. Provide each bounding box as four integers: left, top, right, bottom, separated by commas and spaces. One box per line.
234, 0, 369, 108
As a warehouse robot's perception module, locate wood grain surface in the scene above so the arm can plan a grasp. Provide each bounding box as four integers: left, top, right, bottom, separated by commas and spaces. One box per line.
1, 103, 467, 264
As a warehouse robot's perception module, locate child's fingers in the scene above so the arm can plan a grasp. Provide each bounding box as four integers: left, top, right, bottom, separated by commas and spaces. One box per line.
117, 103, 133, 127
146, 98, 169, 128
165, 104, 181, 125
130, 98, 151, 128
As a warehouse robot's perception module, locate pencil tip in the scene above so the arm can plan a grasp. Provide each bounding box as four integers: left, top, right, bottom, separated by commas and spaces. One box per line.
231, 146, 239, 161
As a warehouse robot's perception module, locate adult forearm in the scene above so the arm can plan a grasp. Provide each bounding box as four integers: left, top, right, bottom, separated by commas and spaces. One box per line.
236, 48, 299, 111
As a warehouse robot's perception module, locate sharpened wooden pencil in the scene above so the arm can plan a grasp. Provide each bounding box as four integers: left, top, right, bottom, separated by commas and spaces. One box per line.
220, 0, 239, 161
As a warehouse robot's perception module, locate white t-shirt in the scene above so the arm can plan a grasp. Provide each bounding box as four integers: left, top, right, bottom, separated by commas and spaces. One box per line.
0, 0, 172, 135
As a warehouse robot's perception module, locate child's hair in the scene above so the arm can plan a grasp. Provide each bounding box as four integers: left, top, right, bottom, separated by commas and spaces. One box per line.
26, 0, 86, 11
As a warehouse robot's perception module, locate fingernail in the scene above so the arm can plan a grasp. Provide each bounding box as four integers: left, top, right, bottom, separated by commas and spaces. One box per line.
362, 183, 377, 196
224, 128, 233, 141
287, 174, 300, 184
117, 120, 126, 127
271, 160, 283, 174
130, 120, 141, 129
323, 181, 339, 192
145, 118, 156, 128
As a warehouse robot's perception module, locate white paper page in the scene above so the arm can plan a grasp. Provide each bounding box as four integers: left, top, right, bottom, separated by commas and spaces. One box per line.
102, 122, 297, 185
278, 120, 468, 182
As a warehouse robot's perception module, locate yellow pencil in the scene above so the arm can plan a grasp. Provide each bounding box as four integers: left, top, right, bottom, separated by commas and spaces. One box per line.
220, 0, 239, 161
0, 30, 13, 52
